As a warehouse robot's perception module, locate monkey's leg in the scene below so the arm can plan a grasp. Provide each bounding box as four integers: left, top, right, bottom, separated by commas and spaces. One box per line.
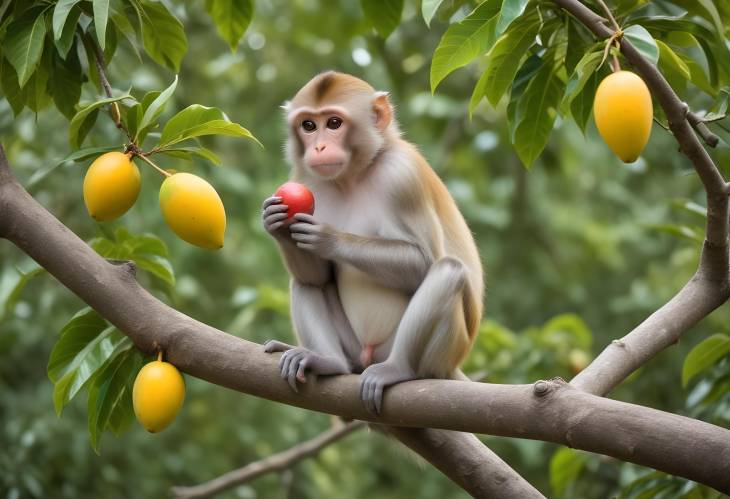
360, 257, 471, 413
264, 280, 360, 391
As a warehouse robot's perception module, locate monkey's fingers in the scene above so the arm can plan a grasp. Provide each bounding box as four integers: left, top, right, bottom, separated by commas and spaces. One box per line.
292, 213, 316, 224
290, 233, 317, 244
289, 222, 317, 234
263, 203, 289, 217
286, 351, 306, 391
295, 242, 316, 252
265, 212, 288, 228
262, 196, 283, 209
296, 357, 310, 383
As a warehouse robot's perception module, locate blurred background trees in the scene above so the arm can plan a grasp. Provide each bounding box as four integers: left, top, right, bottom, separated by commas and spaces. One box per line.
1, 0, 729, 497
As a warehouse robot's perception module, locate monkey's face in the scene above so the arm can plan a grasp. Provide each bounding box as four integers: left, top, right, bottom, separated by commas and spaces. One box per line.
292, 108, 352, 180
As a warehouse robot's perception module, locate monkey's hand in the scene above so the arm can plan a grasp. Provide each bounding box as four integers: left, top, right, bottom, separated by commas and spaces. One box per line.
262, 196, 290, 239
263, 341, 349, 392
288, 213, 339, 258
360, 361, 417, 414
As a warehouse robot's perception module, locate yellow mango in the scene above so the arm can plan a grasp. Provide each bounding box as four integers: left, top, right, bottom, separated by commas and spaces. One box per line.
132, 359, 185, 433
83, 152, 141, 221
159, 172, 226, 249
593, 71, 653, 163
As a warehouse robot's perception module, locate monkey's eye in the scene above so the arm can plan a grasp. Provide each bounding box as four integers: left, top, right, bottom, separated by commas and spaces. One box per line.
301, 120, 316, 132
326, 117, 343, 130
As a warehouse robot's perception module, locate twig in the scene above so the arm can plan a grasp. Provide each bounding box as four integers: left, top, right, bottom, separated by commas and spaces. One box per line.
687, 111, 720, 148
170, 421, 365, 499
132, 152, 171, 178
85, 33, 132, 142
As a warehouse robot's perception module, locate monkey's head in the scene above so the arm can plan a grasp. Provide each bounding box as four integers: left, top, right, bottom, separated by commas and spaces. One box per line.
284, 71, 396, 180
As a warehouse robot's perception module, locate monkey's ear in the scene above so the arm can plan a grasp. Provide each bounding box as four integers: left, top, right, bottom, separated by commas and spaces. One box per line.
281, 100, 292, 113
373, 91, 392, 131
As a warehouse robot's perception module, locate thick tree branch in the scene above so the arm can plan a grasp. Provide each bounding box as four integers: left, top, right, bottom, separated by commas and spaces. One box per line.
553, 0, 730, 396
0, 145, 540, 498
170, 421, 366, 499
1, 148, 729, 493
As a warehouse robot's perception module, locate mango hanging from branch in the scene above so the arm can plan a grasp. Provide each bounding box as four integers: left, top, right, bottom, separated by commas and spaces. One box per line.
159, 172, 226, 250
593, 71, 653, 163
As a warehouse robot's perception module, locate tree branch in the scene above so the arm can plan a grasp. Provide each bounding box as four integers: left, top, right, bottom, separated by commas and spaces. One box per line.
1, 147, 729, 493
553, 0, 730, 396
170, 421, 366, 499
0, 145, 541, 498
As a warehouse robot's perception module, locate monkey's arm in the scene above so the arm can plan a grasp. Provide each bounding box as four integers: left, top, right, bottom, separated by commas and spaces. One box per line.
263, 197, 333, 286
289, 214, 431, 293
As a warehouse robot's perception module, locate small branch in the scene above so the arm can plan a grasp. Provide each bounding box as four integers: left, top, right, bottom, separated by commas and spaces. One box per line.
85, 33, 131, 141
595, 0, 620, 31
688, 111, 720, 148
170, 421, 365, 499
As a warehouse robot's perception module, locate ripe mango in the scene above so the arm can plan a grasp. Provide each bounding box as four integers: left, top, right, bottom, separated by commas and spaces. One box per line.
593, 71, 653, 163
132, 359, 185, 433
159, 172, 226, 249
83, 152, 141, 221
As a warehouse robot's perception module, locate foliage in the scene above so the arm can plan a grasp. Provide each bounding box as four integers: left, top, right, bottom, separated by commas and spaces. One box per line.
1, 0, 730, 498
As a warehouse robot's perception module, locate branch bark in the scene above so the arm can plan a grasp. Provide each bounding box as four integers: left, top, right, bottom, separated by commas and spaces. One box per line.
170, 421, 366, 499
1, 147, 729, 493
0, 145, 541, 498
553, 0, 730, 396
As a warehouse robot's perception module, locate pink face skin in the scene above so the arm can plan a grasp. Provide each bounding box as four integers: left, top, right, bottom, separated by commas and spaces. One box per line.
291, 107, 352, 179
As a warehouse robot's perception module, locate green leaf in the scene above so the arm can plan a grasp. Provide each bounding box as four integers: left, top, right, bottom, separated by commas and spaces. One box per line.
541, 314, 592, 349
127, 233, 169, 257
512, 59, 564, 168
704, 88, 729, 121
159, 146, 222, 165
647, 223, 704, 243
69, 94, 133, 148
422, 0, 445, 27
137, 75, 178, 141
5, 7, 47, 87
495, 0, 529, 36
623, 24, 658, 65
506, 54, 543, 141
132, 254, 175, 286
87, 347, 139, 452
51, 325, 129, 416
682, 334, 730, 386
570, 71, 599, 134
430, 0, 502, 93
54, 5, 81, 59
0, 266, 45, 322
53, 0, 81, 41
107, 387, 135, 436
25, 57, 51, 113
656, 40, 690, 81
158, 103, 260, 147
51, 51, 82, 119
204, 0, 252, 52
479, 16, 540, 108
48, 309, 106, 380
550, 448, 587, 497
360, 0, 404, 38
0, 56, 26, 116
140, 0, 187, 72
93, 0, 110, 50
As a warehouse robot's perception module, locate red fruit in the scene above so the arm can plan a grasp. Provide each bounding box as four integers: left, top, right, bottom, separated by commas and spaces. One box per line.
274, 182, 315, 219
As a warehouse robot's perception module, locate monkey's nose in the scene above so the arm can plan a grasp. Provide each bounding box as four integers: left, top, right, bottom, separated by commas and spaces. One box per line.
315, 144, 326, 153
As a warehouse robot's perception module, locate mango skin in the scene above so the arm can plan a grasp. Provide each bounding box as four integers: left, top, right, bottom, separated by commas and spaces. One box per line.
83, 152, 141, 221
159, 172, 226, 250
132, 360, 185, 433
593, 71, 653, 163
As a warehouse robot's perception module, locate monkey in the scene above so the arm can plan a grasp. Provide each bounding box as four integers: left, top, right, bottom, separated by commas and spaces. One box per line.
261, 71, 484, 414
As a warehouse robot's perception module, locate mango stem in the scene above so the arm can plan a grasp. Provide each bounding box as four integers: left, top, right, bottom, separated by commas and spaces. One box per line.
134, 153, 172, 178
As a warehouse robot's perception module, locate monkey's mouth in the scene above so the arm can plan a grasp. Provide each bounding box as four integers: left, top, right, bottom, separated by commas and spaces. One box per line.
311, 162, 345, 176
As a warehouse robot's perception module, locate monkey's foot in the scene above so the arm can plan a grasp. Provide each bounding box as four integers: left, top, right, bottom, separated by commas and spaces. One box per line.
265, 343, 349, 393
263, 340, 296, 353
359, 361, 416, 414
